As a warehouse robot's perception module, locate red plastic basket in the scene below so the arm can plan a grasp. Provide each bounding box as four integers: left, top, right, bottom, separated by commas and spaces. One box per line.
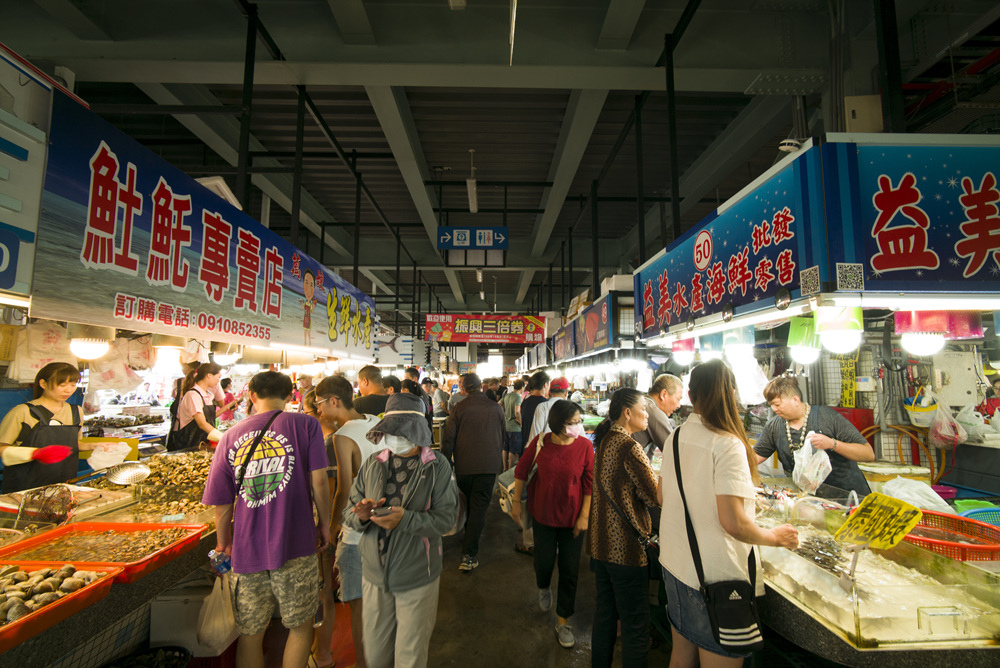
0, 561, 122, 653
0, 522, 207, 582
903, 510, 1000, 561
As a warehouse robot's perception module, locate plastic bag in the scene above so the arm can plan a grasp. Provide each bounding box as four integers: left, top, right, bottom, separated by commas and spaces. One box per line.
792, 431, 831, 494
956, 405, 989, 443
86, 442, 132, 470
882, 476, 955, 514
928, 405, 967, 450
196, 574, 236, 652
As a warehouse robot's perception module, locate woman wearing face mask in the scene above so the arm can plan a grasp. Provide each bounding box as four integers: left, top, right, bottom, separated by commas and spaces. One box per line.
0, 362, 82, 493
511, 399, 594, 649
345, 392, 459, 668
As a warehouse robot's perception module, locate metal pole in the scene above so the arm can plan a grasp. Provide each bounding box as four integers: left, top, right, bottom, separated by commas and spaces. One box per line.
567, 233, 573, 302
412, 261, 418, 337
235, 4, 257, 206
353, 153, 362, 287
548, 264, 553, 311
665, 33, 681, 243
874, 0, 905, 132
319, 223, 328, 266
394, 227, 401, 320
591, 180, 599, 298
634, 94, 647, 263
561, 241, 567, 313
417, 272, 423, 340
290, 87, 305, 247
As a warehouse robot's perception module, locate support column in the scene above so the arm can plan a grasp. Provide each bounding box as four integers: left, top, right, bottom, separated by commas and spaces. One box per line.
412, 260, 418, 337
567, 232, 574, 298
235, 4, 258, 206
353, 150, 362, 286
394, 227, 401, 320
874, 0, 905, 132
548, 264, 553, 311
665, 33, 681, 243
591, 180, 599, 298
634, 94, 647, 263
561, 240, 567, 312
290, 86, 305, 247
417, 272, 423, 340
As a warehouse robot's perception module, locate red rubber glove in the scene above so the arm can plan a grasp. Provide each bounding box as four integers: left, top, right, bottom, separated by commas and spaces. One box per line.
31, 445, 73, 464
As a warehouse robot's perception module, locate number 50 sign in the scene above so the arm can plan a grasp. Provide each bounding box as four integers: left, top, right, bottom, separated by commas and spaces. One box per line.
693, 230, 713, 271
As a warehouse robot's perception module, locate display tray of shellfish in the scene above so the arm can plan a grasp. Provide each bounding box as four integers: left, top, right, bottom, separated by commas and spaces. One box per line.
0, 562, 122, 653
0, 522, 208, 584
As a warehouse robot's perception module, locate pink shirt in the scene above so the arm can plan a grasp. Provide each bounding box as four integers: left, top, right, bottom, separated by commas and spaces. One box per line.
178, 385, 215, 428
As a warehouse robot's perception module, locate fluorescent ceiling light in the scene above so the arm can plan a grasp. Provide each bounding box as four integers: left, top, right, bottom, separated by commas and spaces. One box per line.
270, 342, 331, 355
476, 269, 483, 283
827, 293, 1000, 311
467, 149, 478, 213
0, 293, 30, 309
676, 303, 809, 339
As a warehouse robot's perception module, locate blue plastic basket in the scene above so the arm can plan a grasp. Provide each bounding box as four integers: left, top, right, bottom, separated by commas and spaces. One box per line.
960, 508, 1000, 527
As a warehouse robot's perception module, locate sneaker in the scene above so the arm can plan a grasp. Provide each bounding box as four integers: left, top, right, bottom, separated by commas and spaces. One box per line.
556, 623, 575, 648
458, 555, 479, 572
538, 588, 552, 612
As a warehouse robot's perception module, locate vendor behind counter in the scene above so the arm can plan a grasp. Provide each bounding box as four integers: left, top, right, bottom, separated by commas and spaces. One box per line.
0, 363, 84, 493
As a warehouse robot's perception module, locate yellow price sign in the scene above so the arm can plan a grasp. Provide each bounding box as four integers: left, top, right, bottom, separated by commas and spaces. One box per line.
834, 492, 923, 550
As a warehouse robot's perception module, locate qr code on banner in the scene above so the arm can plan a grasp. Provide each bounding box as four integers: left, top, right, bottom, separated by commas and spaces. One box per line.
799, 265, 820, 295
836, 263, 865, 291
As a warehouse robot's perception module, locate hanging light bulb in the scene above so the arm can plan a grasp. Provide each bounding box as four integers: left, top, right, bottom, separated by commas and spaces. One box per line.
816, 307, 863, 354
70, 339, 110, 360
724, 343, 755, 360
900, 332, 945, 357
789, 345, 821, 365
819, 329, 862, 354
672, 350, 695, 366
66, 323, 114, 360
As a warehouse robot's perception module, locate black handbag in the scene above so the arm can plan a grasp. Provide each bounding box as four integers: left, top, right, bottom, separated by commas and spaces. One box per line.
595, 462, 662, 581
671, 428, 764, 654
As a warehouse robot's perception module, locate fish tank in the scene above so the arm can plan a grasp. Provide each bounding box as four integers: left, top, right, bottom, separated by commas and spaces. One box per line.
758, 508, 1000, 648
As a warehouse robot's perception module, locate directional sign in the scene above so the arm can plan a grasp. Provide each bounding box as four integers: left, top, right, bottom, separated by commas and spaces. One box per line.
437, 226, 508, 250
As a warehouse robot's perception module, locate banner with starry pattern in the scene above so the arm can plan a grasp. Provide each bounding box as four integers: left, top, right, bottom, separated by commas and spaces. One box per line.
825, 142, 1000, 291
633, 149, 822, 340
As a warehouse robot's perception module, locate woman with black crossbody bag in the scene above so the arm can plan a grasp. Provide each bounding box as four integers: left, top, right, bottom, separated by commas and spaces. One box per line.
655, 360, 798, 665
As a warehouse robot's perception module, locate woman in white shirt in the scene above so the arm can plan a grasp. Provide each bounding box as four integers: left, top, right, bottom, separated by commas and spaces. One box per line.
656, 359, 797, 666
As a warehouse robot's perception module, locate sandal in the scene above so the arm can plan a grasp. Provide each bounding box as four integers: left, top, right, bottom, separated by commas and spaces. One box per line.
514, 543, 534, 556
308, 654, 335, 668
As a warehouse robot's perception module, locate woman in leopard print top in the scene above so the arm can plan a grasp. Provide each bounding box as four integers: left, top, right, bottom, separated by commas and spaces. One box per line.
588, 389, 659, 668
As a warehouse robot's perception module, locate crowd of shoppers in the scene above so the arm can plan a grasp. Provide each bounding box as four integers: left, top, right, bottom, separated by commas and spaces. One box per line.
199, 361, 806, 668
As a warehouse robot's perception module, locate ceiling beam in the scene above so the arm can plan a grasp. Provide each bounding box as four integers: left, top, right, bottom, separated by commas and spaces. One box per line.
31, 0, 112, 41
65, 60, 764, 92
326, 0, 376, 46
597, 0, 647, 50
365, 84, 466, 307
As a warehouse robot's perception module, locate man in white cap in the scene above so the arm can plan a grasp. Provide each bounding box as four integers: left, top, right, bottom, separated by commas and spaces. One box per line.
345, 392, 458, 668
526, 376, 571, 445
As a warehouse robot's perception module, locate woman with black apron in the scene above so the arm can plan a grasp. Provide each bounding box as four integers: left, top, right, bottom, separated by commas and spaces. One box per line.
0, 363, 82, 493
169, 362, 223, 451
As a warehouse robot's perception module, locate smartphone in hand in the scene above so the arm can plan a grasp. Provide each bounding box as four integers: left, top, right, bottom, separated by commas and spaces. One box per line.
371, 506, 393, 517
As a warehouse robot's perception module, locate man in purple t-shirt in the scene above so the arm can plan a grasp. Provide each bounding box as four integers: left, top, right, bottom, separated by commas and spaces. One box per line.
203, 371, 331, 668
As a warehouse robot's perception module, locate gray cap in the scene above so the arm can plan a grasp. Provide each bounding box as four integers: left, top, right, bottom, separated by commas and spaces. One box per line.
365, 392, 432, 447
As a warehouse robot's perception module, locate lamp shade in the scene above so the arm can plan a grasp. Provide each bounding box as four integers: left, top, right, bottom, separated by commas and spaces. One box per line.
816, 307, 863, 354
894, 310, 982, 340
787, 315, 821, 365
66, 323, 115, 360
672, 338, 695, 367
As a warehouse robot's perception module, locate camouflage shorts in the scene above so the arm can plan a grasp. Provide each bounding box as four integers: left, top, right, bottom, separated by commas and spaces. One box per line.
230, 553, 320, 635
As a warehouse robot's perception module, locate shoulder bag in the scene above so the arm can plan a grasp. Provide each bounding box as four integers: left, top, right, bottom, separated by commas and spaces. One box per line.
595, 452, 661, 580
234, 410, 282, 496
671, 428, 764, 655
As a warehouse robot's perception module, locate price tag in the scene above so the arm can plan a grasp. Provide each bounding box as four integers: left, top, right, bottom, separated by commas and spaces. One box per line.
834, 492, 922, 550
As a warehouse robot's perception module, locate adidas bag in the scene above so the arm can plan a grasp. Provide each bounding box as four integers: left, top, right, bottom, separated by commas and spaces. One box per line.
700, 552, 764, 655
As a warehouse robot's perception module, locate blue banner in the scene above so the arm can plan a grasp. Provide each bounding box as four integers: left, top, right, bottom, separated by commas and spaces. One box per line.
575, 294, 615, 355
634, 151, 820, 339
32, 92, 375, 357
829, 143, 1000, 291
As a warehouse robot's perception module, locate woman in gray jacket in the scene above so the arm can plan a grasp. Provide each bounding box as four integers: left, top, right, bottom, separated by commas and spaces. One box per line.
344, 392, 459, 668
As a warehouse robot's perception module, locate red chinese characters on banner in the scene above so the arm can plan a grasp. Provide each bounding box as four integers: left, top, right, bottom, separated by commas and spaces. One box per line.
954, 172, 1000, 278
672, 282, 688, 318
870, 173, 939, 272
751, 219, 772, 255
689, 272, 705, 313
113, 293, 137, 320
157, 303, 174, 326
315, 272, 324, 290
198, 211, 232, 304
643, 280, 655, 330
656, 270, 673, 327
291, 253, 302, 280
776, 248, 796, 285
771, 207, 795, 244
234, 228, 261, 313
81, 141, 142, 274
705, 261, 726, 305
727, 246, 753, 297
754, 257, 775, 292
262, 246, 283, 319
136, 297, 156, 323
146, 177, 192, 290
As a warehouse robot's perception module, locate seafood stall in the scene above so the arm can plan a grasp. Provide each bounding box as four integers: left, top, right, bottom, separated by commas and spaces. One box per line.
754, 484, 1000, 666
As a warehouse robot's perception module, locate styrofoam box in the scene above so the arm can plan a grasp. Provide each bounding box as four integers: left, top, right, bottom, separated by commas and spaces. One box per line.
150, 584, 237, 657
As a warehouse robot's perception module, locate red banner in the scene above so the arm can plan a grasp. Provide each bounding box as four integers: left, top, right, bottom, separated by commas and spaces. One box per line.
425, 314, 545, 344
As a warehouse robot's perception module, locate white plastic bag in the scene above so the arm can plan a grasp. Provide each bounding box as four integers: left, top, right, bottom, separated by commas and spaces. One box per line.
956, 405, 989, 443
928, 405, 967, 450
792, 431, 832, 494
86, 442, 131, 470
196, 574, 236, 652
882, 476, 955, 514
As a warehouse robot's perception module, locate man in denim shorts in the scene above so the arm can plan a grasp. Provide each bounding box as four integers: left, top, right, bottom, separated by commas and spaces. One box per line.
203, 371, 331, 667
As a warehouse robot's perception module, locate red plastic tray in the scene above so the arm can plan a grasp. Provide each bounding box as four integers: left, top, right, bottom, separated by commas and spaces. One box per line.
0, 522, 207, 583
0, 561, 122, 653
903, 510, 1000, 561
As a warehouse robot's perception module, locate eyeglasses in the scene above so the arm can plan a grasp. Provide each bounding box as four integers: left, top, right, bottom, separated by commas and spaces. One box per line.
316, 396, 333, 407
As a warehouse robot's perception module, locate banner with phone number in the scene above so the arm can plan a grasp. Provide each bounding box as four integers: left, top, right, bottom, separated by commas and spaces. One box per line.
31, 91, 375, 358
